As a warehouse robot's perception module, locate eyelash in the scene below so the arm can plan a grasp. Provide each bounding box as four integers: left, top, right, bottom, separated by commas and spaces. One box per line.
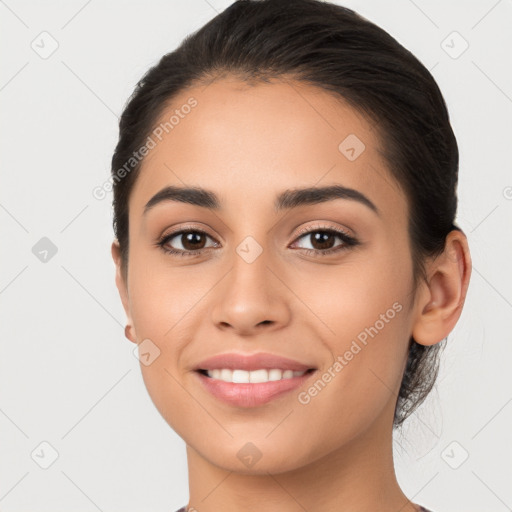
156, 224, 359, 258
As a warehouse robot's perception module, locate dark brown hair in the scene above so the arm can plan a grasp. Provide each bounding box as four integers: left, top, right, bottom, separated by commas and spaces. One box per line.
111, 0, 460, 427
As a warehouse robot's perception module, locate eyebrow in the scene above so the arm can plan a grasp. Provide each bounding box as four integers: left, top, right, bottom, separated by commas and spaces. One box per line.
143, 184, 379, 216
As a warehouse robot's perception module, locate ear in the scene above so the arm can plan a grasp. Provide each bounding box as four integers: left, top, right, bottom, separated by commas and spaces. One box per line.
412, 229, 472, 346
111, 240, 137, 344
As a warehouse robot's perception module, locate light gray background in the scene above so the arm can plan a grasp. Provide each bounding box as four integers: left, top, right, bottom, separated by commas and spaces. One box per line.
1, 1, 511, 511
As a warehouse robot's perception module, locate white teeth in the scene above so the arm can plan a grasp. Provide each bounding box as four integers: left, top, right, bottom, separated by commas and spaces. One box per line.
205, 368, 308, 383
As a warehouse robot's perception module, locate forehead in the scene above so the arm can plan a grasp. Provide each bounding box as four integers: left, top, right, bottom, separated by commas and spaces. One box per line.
129, 77, 404, 219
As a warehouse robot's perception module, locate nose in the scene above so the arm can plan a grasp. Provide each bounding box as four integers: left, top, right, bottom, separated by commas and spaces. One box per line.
210, 244, 291, 336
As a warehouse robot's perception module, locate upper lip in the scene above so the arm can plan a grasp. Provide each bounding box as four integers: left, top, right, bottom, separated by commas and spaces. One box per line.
195, 352, 316, 372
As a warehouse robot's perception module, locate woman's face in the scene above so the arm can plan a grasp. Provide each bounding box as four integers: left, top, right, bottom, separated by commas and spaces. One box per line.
114, 77, 420, 473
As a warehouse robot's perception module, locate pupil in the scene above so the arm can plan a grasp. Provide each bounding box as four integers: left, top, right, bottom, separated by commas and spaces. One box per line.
183, 232, 205, 250
312, 231, 334, 250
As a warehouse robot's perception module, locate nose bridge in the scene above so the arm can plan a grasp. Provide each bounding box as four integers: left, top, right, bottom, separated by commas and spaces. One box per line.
235, 233, 267, 267
229, 232, 273, 303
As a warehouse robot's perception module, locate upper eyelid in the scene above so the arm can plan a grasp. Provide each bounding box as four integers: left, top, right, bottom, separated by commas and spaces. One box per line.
161, 226, 218, 243
293, 223, 353, 238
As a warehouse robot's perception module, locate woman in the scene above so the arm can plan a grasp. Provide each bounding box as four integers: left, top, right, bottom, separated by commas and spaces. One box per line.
110, 0, 472, 510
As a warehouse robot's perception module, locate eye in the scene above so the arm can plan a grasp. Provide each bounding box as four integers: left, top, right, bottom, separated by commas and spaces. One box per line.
156, 224, 359, 258
157, 229, 219, 257
290, 225, 359, 256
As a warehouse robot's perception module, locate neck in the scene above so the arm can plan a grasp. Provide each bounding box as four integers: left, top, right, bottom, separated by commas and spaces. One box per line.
184, 404, 419, 512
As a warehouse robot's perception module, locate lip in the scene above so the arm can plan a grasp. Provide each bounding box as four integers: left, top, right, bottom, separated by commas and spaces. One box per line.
195, 369, 317, 408
194, 352, 315, 372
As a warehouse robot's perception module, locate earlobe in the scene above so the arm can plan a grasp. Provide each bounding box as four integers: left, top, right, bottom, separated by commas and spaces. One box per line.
125, 324, 136, 344
412, 230, 472, 346
111, 240, 138, 344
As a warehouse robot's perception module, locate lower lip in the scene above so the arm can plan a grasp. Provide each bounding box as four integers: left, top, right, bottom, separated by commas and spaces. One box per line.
195, 370, 316, 408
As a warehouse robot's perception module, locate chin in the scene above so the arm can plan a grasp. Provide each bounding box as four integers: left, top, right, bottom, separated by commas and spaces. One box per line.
197, 441, 313, 475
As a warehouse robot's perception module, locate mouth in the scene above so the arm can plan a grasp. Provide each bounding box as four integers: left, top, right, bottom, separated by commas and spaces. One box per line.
194, 367, 317, 408
192, 351, 318, 407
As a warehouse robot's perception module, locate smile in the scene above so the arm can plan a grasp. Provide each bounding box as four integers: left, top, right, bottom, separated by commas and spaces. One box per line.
195, 368, 316, 407
201, 368, 311, 383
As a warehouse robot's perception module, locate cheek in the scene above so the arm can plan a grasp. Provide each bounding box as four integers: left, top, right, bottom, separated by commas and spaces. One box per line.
289, 243, 413, 413
127, 263, 201, 435
126, 256, 220, 406
127, 250, 207, 341
290, 278, 412, 454
291, 236, 413, 346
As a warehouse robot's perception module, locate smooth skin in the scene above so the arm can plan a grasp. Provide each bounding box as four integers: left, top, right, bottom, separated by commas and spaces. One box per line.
112, 77, 471, 512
